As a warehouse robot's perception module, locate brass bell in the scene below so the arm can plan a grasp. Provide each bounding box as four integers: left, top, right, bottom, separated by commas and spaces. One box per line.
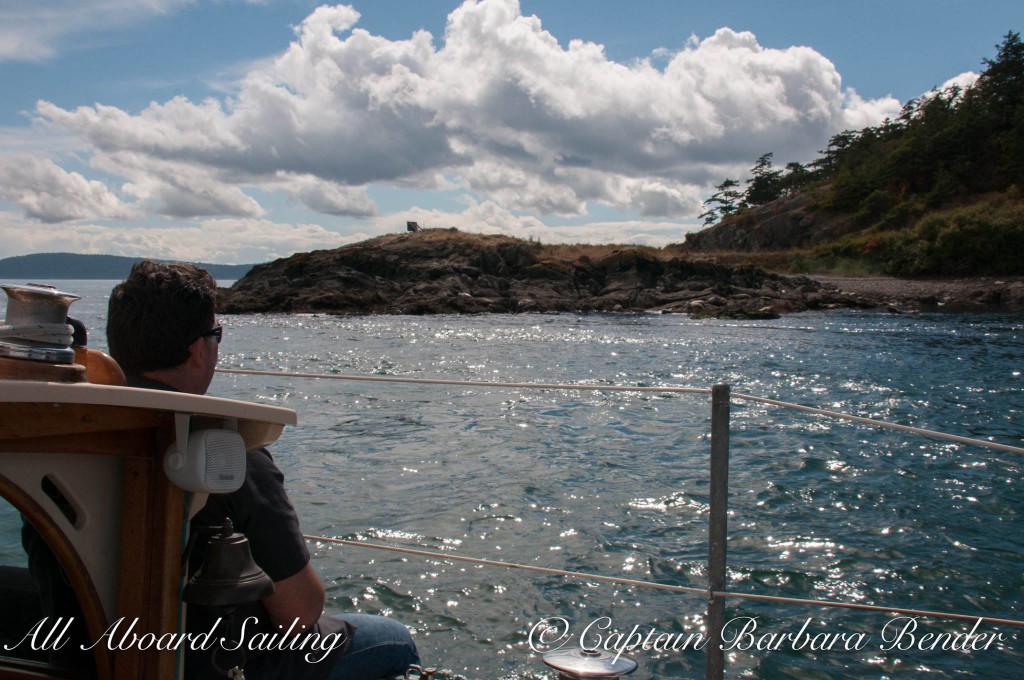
183, 518, 275, 607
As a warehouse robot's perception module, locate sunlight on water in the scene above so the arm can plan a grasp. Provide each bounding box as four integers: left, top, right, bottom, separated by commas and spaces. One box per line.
2, 281, 1022, 678
212, 310, 1024, 678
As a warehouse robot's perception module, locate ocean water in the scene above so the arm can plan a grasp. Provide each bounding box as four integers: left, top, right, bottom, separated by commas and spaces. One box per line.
2, 280, 1023, 678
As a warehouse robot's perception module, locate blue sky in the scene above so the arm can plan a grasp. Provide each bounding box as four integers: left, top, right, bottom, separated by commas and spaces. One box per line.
0, 0, 1020, 264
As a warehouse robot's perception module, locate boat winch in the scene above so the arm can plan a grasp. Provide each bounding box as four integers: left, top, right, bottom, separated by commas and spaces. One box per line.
1, 283, 79, 360
542, 648, 638, 679
1, 282, 125, 384
0, 282, 85, 380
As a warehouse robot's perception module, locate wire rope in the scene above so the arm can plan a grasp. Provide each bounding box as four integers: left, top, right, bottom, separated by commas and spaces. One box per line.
217, 368, 1024, 629
306, 535, 1024, 628
218, 368, 1024, 455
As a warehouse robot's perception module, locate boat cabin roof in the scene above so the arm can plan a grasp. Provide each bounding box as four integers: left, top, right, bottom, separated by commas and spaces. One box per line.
0, 379, 297, 680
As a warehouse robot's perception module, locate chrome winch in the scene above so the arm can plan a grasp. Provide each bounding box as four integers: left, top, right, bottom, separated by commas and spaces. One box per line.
0, 283, 80, 363
542, 648, 638, 679
387, 648, 637, 680
0, 282, 93, 382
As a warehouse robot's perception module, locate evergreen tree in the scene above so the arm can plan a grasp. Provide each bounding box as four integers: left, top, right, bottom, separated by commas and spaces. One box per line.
819, 130, 859, 171
693, 29, 1023, 256
974, 31, 1024, 186
975, 31, 1024, 127
699, 178, 743, 226
780, 162, 812, 196
744, 153, 785, 206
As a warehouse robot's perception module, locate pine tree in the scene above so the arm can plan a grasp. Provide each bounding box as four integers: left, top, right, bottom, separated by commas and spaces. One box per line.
744, 153, 785, 206
976, 31, 1024, 127
699, 178, 743, 226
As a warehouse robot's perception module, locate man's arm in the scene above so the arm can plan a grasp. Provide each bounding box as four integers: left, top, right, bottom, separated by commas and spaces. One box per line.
262, 563, 326, 631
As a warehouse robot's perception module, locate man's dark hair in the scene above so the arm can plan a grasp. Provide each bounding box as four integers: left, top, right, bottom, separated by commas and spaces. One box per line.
107, 260, 217, 375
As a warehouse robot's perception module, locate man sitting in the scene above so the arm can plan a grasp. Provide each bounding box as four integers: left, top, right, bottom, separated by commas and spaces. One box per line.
107, 260, 420, 680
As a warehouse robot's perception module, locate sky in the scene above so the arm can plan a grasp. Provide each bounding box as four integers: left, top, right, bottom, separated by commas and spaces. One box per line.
0, 0, 1020, 265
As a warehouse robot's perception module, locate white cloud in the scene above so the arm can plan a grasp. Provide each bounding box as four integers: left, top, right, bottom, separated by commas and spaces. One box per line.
0, 125, 86, 155
277, 174, 377, 217
840, 87, 902, 131
35, 100, 262, 218
0, 155, 138, 222
113, 154, 266, 218
36, 99, 243, 157
0, 0, 195, 63
0, 212, 355, 264
12, 0, 904, 258
369, 199, 696, 247
939, 71, 980, 93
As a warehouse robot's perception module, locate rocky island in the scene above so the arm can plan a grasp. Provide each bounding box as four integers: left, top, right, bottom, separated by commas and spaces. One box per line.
218, 229, 891, 319
216, 32, 1024, 320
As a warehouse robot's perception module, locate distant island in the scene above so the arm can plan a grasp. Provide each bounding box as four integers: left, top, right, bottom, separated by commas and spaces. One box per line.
218, 229, 1024, 318
215, 33, 1024, 318
12, 36, 1024, 317
0, 253, 255, 281
217, 229, 847, 319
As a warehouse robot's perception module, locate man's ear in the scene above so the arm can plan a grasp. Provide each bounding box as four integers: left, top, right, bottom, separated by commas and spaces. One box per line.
185, 337, 205, 368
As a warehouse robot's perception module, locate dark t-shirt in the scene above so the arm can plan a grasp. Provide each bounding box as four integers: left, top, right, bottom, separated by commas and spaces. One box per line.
186, 449, 352, 679
126, 376, 353, 679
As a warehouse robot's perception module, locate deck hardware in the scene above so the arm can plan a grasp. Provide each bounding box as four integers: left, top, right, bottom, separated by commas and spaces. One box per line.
185, 519, 275, 679
0, 283, 79, 363
164, 413, 247, 493
184, 518, 274, 607
706, 383, 730, 680
542, 648, 638, 679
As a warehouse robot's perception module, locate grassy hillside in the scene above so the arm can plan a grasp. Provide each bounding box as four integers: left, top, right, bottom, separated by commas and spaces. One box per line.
684, 32, 1024, 277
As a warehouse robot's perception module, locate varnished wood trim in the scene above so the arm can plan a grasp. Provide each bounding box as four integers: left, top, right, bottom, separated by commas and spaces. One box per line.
115, 451, 184, 680
0, 403, 166, 442
0, 430, 160, 458
0, 358, 85, 384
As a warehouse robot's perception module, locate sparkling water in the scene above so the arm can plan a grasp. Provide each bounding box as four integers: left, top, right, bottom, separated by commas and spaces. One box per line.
3, 280, 1022, 678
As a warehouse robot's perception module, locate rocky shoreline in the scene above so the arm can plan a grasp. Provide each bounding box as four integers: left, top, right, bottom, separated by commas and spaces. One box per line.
811, 275, 1024, 313
216, 231, 1024, 318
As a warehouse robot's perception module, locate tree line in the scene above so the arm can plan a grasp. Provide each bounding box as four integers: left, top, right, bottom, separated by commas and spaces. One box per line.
698, 31, 1024, 276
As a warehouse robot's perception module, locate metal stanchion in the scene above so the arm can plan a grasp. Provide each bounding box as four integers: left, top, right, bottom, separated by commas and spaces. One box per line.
706, 384, 730, 680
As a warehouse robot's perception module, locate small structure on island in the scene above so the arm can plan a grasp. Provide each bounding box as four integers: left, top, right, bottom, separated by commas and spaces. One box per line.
407, 221, 420, 233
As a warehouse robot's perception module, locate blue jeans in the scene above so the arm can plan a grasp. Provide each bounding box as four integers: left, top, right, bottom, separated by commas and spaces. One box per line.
326, 613, 420, 680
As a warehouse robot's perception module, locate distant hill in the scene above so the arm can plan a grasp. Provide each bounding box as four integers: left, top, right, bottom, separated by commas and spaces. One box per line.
0, 253, 256, 281
681, 32, 1024, 277
216, 228, 887, 318
218, 228, 1024, 316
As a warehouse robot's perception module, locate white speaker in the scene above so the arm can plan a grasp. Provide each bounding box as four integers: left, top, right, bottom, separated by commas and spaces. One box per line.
164, 427, 247, 493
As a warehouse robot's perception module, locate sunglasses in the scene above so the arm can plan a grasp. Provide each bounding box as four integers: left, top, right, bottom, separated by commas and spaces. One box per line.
194, 324, 223, 344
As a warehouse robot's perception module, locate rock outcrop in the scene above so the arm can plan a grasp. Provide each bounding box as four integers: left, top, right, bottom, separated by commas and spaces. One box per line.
218, 230, 880, 318
681, 186, 861, 253
813, 276, 1024, 312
